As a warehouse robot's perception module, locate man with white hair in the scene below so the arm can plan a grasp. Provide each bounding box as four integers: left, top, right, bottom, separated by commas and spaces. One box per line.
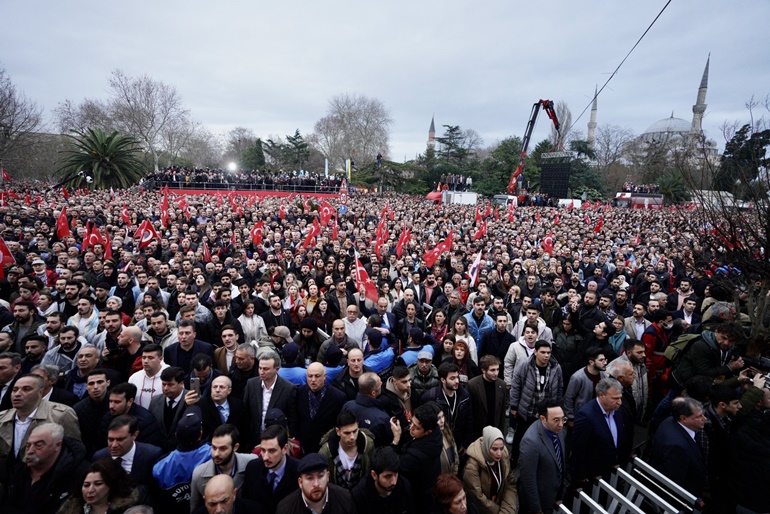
3, 422, 89, 514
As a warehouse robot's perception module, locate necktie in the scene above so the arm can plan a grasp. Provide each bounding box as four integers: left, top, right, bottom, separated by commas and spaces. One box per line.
115, 456, 124, 470
164, 399, 175, 431
551, 433, 563, 475
217, 404, 227, 423
267, 471, 277, 491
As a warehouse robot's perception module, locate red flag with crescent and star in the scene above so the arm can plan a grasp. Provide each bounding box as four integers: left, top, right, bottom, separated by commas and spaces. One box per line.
354, 256, 379, 303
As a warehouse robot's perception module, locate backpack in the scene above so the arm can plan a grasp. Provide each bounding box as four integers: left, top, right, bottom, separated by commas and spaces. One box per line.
664, 333, 701, 365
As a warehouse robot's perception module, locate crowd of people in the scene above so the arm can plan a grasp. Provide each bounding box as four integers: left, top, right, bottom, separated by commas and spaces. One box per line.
621, 182, 660, 194
153, 167, 346, 192
0, 183, 766, 514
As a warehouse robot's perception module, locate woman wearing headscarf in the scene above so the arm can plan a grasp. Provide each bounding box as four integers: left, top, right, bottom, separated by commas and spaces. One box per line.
462, 426, 518, 514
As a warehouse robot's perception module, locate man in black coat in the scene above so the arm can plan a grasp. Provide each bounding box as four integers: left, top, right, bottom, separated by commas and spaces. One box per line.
73, 368, 112, 458
92, 414, 163, 489
276, 452, 355, 514
478, 312, 515, 363
194, 375, 249, 442
651, 396, 708, 498
243, 352, 297, 443
238, 425, 299, 514
420, 362, 474, 451
164, 320, 215, 374
390, 403, 442, 514
296, 363, 346, 454
351, 446, 415, 514
572, 377, 628, 485
148, 366, 189, 451
97, 382, 164, 451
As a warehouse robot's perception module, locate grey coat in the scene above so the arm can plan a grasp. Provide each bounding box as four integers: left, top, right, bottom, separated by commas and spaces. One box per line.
509, 355, 563, 420
564, 368, 604, 420
190, 452, 257, 510
518, 420, 567, 513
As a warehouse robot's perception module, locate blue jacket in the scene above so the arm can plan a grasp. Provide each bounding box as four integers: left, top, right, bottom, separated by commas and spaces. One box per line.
324, 365, 345, 384
364, 347, 394, 374
464, 312, 495, 346
278, 366, 308, 386
342, 393, 393, 445
153, 443, 211, 489
398, 345, 434, 367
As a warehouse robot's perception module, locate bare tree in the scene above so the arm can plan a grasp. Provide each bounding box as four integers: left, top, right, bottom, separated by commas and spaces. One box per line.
224, 127, 257, 163
312, 93, 392, 171
107, 69, 189, 171
179, 128, 222, 169
0, 67, 44, 168
549, 101, 573, 149
160, 113, 200, 167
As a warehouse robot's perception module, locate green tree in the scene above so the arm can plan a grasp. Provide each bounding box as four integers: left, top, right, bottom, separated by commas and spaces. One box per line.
716, 124, 770, 194
436, 125, 470, 165
285, 129, 310, 169
476, 136, 537, 195
58, 128, 146, 189
569, 156, 606, 198
357, 160, 426, 194
657, 172, 691, 204
241, 138, 265, 170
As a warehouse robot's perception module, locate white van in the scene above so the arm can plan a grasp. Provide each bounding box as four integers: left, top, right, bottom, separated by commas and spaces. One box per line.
492, 194, 518, 208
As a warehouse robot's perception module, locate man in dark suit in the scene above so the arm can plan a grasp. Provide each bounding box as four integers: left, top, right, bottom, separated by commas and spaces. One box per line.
673, 297, 702, 330
238, 424, 300, 514
296, 362, 346, 454
359, 297, 397, 350
93, 414, 163, 488
190, 375, 249, 442
164, 319, 215, 374
243, 352, 297, 444
651, 396, 708, 497
148, 366, 189, 451
30, 364, 79, 407
98, 382, 164, 450
0, 351, 22, 411
467, 355, 507, 439
571, 377, 627, 485
518, 401, 567, 514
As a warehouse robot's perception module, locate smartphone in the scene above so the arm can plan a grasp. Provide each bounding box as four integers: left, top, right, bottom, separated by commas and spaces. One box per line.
190, 377, 201, 396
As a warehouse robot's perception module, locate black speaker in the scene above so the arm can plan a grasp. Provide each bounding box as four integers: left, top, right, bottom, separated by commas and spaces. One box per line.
540, 162, 570, 199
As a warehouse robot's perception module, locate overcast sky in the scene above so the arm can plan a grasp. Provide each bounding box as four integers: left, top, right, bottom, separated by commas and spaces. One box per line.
2, 1, 769, 164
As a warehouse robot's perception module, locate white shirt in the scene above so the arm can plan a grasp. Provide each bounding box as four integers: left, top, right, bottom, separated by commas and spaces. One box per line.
226, 349, 235, 370
678, 422, 696, 441
634, 319, 646, 340
14, 407, 38, 456
116, 440, 136, 473
261, 380, 275, 431
129, 362, 170, 408
343, 317, 368, 345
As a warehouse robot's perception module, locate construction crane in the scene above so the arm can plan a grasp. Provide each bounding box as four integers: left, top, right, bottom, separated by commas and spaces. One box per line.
507, 99, 561, 193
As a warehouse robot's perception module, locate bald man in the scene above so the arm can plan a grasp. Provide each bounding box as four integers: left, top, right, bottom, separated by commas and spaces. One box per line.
296, 362, 347, 454
112, 325, 146, 381
195, 474, 258, 514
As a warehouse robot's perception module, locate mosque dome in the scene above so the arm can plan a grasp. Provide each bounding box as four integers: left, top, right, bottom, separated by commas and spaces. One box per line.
640, 114, 692, 143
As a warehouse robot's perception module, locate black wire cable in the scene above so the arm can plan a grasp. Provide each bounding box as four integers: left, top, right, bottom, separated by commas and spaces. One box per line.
568, 0, 673, 133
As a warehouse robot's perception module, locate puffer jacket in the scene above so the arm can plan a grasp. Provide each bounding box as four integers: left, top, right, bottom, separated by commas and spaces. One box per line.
318, 428, 375, 487
408, 362, 440, 404
510, 354, 563, 419
463, 437, 518, 514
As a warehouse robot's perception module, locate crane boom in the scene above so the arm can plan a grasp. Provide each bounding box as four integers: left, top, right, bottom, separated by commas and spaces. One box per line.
507, 99, 561, 193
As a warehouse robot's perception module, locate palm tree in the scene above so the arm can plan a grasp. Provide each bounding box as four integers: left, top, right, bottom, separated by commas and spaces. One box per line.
58, 128, 146, 189
657, 172, 691, 205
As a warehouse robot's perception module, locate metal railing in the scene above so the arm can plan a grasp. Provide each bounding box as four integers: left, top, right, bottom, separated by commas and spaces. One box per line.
153, 180, 342, 194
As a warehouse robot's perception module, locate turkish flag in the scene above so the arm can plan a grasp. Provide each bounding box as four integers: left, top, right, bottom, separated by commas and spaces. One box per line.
62, 187, 69, 200
484, 203, 491, 218
134, 219, 159, 249
1, 169, 10, 181
319, 201, 334, 226
160, 190, 170, 228
89, 226, 104, 248
507, 202, 514, 222
303, 218, 321, 248
472, 220, 487, 241
423, 230, 453, 268
536, 211, 541, 223
56, 208, 71, 240
104, 228, 113, 260
594, 216, 604, 234
250, 221, 264, 246
475, 206, 482, 224
331, 216, 338, 240
567, 202, 574, 211
389, 209, 394, 221
354, 256, 378, 303
202, 242, 211, 263
82, 222, 92, 253
0, 238, 15, 279
396, 226, 411, 258
542, 232, 554, 255
24, 191, 31, 206
279, 203, 286, 220
121, 204, 131, 224
554, 214, 560, 226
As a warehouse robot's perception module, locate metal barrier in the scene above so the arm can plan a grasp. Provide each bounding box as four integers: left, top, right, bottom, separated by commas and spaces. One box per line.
592, 478, 646, 514
573, 491, 610, 514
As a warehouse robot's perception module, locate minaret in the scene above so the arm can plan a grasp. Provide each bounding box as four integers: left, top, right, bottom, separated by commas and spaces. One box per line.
587, 85, 598, 148
427, 115, 436, 150
691, 54, 709, 135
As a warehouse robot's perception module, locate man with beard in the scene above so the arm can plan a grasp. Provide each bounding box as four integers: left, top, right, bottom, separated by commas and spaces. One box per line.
73, 369, 111, 457
190, 424, 257, 511
20, 335, 47, 374
59, 281, 81, 318
351, 446, 414, 514
610, 339, 649, 422
276, 452, 355, 514
94, 282, 112, 312
92, 415, 163, 491
564, 347, 607, 425
4, 301, 46, 354
110, 272, 137, 317
40, 326, 83, 375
